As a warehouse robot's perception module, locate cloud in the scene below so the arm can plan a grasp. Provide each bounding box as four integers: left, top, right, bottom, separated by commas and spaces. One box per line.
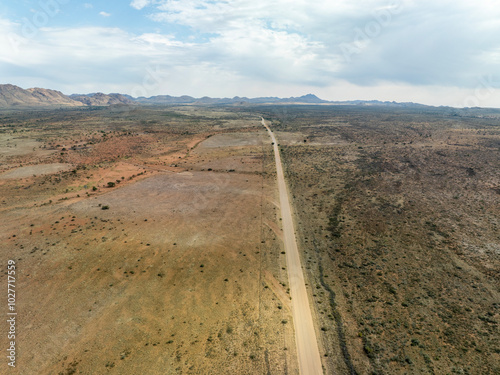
84, 3, 93, 9
130, 0, 153, 10
2, 1, 500, 106
140, 0, 500, 89
99, 11, 111, 17
0, 21, 206, 95
334, 1, 500, 87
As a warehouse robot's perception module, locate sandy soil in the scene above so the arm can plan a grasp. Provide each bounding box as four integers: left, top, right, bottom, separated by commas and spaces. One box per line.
0, 136, 47, 157
198, 132, 268, 149
0, 163, 72, 179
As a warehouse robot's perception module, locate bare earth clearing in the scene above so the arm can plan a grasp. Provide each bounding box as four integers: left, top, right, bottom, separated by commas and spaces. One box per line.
0, 163, 72, 179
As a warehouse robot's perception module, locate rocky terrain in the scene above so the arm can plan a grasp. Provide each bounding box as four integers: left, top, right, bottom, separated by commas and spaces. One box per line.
69, 93, 135, 106
0, 84, 439, 109
0, 85, 82, 107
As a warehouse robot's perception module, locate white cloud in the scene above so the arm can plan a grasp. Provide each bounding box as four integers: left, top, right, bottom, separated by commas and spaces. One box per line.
0, 19, 25, 64
2, 0, 500, 106
130, 0, 153, 10
143, 0, 500, 89
0, 21, 202, 95
84, 3, 93, 9
99, 11, 111, 17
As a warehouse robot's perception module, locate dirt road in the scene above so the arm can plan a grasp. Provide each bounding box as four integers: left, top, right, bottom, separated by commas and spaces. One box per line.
262, 118, 323, 374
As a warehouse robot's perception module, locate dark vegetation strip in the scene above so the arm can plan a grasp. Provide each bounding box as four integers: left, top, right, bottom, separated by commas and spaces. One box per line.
318, 193, 358, 375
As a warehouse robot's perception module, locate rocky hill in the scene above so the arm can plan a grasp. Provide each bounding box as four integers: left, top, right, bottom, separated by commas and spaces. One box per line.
69, 93, 135, 106
0, 84, 439, 109
0, 84, 82, 107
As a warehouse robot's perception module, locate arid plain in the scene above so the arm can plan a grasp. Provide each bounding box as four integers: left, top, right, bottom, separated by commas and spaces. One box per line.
0, 105, 499, 374
1, 107, 299, 374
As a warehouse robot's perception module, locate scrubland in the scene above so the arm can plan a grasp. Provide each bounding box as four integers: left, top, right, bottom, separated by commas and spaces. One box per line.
257, 105, 499, 374
1, 104, 498, 374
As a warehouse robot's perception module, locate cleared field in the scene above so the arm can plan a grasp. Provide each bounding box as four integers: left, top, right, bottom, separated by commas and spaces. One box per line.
0, 163, 72, 179
198, 132, 268, 148
0, 136, 47, 157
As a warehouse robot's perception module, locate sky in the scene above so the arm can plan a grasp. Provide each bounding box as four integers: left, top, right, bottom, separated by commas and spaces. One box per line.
0, 0, 499, 107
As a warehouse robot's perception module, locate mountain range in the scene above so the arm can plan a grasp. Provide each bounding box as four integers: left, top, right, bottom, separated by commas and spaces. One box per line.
0, 84, 82, 107
0, 83, 428, 108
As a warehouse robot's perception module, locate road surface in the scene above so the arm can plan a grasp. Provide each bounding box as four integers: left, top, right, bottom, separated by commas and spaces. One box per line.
262, 118, 323, 375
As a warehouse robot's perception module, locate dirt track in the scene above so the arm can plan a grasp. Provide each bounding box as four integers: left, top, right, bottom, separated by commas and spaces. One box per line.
262, 118, 323, 374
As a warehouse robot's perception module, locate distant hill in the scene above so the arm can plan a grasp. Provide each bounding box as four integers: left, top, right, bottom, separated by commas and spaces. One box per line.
0, 84, 82, 107
0, 84, 439, 109
69, 93, 135, 106
278, 94, 329, 103
136, 93, 329, 105
134, 95, 196, 105
331, 99, 429, 108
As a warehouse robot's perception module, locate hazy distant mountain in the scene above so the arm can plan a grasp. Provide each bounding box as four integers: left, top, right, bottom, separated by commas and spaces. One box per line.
0, 84, 436, 109
134, 95, 196, 104
69, 93, 135, 106
278, 94, 328, 103
333, 99, 429, 108
0, 84, 82, 107
136, 93, 329, 105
